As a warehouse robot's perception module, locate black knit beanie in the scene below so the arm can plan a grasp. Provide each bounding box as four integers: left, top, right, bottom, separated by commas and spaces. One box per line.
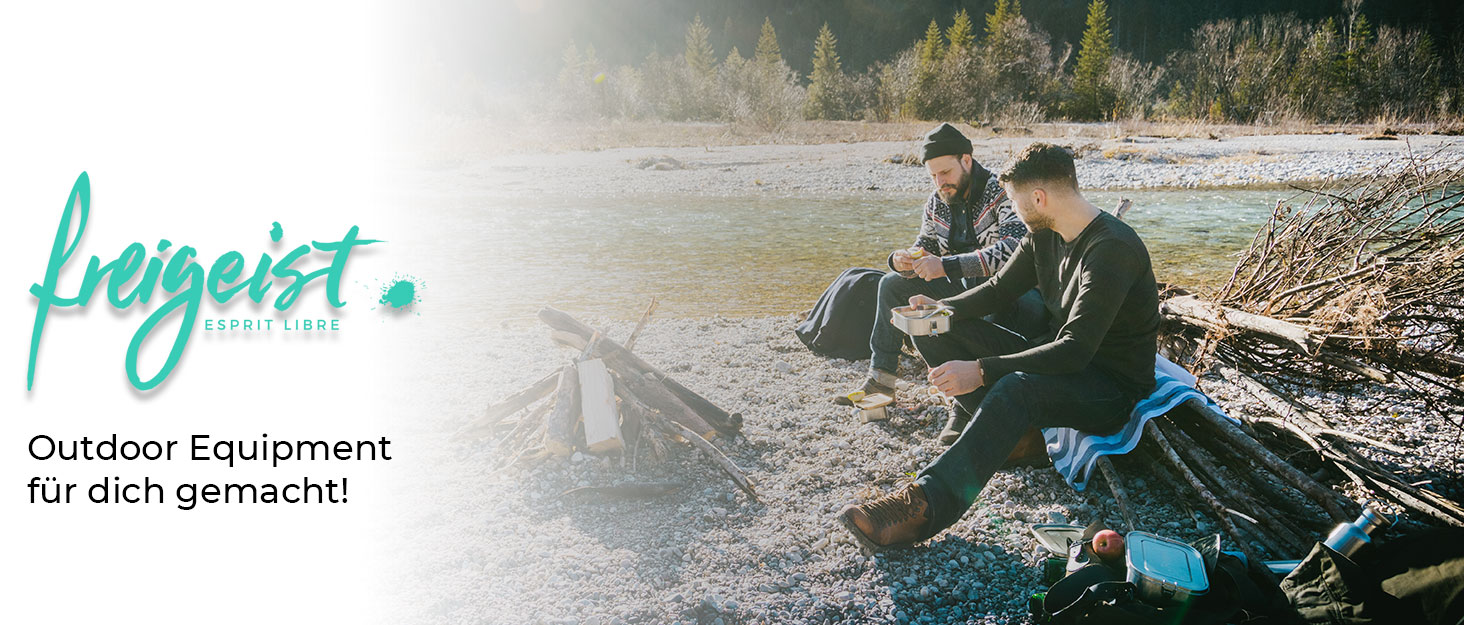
921, 123, 972, 163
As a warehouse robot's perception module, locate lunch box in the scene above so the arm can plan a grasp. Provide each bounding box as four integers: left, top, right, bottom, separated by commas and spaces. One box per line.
1124, 531, 1209, 606
891, 304, 953, 336
851, 392, 894, 422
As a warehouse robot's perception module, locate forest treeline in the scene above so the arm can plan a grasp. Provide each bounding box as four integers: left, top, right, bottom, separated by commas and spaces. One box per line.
470, 0, 1461, 128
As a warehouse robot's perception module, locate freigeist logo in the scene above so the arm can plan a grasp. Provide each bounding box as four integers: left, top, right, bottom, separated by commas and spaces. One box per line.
27, 172, 381, 391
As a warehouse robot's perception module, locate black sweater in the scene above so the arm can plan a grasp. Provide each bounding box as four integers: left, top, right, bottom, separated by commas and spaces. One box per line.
941, 210, 1159, 398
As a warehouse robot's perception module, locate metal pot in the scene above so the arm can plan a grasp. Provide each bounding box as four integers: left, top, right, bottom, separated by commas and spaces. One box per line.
891, 304, 953, 336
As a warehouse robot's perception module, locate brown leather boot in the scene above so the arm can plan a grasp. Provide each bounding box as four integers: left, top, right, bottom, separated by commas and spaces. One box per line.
1001, 427, 1051, 469
838, 483, 930, 552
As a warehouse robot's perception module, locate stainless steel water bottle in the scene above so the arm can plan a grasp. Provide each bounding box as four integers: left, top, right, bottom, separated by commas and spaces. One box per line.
1323, 505, 1392, 557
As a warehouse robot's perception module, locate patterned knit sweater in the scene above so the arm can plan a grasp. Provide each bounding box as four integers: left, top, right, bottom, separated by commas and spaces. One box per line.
889, 168, 1027, 280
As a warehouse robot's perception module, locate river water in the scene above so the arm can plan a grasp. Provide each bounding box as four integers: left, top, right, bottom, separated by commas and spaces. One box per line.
455, 189, 1300, 320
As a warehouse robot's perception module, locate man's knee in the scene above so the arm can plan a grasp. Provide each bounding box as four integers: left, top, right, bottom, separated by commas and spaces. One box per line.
983, 372, 1038, 408
877, 271, 927, 303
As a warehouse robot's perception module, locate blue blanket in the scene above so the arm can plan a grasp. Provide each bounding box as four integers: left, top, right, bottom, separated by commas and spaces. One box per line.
1042, 356, 1234, 491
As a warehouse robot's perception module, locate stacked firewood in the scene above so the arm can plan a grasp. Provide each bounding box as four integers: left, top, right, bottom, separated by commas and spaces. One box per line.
1106, 154, 1464, 570
456, 302, 756, 499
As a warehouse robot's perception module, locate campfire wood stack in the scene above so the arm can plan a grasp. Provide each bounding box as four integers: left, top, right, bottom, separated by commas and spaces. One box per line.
1090, 155, 1464, 564
456, 300, 757, 500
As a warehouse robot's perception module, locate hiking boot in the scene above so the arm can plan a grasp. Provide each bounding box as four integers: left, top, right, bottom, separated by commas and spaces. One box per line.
838, 483, 931, 552
937, 408, 971, 445
1001, 427, 1051, 469
833, 377, 896, 406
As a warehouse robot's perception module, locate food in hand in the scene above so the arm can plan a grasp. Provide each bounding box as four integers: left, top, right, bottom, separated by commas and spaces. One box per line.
908, 247, 926, 259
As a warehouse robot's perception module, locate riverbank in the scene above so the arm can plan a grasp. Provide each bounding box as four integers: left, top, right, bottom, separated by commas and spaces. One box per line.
383, 315, 1461, 625
403, 125, 1464, 198
379, 126, 1464, 624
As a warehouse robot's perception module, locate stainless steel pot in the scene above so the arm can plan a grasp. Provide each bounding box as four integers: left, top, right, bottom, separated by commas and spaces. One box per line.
891, 304, 953, 336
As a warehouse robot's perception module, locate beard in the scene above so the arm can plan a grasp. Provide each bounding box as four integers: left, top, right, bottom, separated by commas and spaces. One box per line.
1021, 211, 1054, 232
938, 166, 972, 201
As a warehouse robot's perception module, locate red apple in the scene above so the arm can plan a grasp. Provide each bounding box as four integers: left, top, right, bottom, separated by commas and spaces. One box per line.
1092, 530, 1126, 562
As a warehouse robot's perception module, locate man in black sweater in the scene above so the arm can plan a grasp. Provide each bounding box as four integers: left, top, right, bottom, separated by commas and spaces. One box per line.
839, 143, 1160, 551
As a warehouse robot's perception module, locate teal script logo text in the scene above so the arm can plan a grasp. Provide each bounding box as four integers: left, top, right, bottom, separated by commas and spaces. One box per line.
27, 172, 381, 391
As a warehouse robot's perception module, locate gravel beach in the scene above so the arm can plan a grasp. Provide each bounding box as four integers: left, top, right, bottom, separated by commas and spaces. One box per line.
380, 131, 1464, 624
382, 316, 1462, 625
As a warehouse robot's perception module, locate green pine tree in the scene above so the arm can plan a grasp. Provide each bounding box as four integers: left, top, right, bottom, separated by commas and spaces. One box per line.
724, 45, 745, 69
985, 0, 1022, 41
557, 40, 582, 88
1344, 13, 1373, 73
582, 44, 601, 73
904, 19, 946, 119
755, 17, 782, 66
685, 14, 715, 77
947, 9, 974, 54
918, 19, 944, 67
1072, 0, 1115, 119
806, 23, 844, 119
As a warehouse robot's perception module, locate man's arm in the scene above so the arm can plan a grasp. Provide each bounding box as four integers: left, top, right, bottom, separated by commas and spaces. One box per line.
941, 192, 1027, 281
939, 234, 1038, 320
976, 240, 1143, 380
888, 195, 943, 274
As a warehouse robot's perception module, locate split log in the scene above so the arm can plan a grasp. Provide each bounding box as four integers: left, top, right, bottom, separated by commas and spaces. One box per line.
455, 371, 559, 440
578, 359, 624, 453
543, 363, 581, 456
539, 307, 742, 436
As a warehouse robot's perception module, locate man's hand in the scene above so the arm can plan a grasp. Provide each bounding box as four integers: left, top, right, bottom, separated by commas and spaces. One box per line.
911, 255, 947, 280
907, 294, 940, 308
928, 360, 984, 396
891, 249, 914, 272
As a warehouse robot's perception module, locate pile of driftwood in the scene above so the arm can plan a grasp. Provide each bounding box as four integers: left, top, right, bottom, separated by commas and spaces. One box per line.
456, 302, 756, 499
1097, 156, 1464, 571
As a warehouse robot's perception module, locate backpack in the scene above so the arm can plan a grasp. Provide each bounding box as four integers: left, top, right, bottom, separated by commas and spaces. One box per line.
795, 267, 884, 361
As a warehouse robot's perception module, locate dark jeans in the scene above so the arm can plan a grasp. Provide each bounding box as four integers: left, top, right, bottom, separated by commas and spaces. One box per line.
870, 272, 1049, 374
871, 273, 969, 374
910, 318, 1136, 538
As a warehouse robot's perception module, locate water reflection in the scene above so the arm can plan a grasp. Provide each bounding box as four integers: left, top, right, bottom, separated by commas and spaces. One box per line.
441, 190, 1293, 320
